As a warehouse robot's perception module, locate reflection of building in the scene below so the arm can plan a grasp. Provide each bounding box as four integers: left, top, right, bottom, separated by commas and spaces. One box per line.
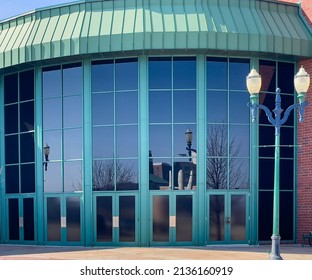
0, 0, 312, 247
153, 163, 171, 183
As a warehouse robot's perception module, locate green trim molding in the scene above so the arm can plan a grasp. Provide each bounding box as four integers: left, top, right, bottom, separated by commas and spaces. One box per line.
0, 0, 312, 70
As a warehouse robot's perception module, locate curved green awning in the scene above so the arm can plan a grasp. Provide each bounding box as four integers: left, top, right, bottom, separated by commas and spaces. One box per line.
0, 0, 312, 69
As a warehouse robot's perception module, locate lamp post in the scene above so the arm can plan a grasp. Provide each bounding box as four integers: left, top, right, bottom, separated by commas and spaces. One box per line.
246, 66, 310, 260
43, 143, 50, 171
185, 128, 193, 161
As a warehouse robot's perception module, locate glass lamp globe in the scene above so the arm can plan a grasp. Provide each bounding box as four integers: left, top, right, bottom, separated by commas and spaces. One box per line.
246, 68, 262, 95
294, 66, 310, 94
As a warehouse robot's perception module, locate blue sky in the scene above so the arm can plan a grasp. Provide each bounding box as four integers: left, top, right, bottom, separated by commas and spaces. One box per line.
0, 0, 74, 21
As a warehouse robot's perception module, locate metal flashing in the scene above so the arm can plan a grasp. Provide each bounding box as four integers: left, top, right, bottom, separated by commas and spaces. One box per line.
0, 0, 311, 69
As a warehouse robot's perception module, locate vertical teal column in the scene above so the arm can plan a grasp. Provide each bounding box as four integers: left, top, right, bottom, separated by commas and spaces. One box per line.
35, 67, 44, 244
0, 75, 5, 243
272, 133, 280, 238
196, 55, 206, 245
83, 59, 93, 246
249, 58, 259, 245
138, 56, 149, 246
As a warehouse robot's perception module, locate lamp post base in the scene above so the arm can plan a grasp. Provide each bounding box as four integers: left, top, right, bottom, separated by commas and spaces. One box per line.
269, 235, 283, 260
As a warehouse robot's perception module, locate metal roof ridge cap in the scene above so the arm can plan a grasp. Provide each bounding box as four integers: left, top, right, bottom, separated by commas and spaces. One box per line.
297, 2, 312, 35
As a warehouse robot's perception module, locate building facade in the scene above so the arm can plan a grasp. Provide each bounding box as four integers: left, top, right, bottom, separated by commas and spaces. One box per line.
0, 0, 312, 247
279, 0, 312, 247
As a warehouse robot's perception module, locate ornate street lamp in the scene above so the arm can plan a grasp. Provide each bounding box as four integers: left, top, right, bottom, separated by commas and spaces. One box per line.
246, 66, 310, 260
185, 128, 193, 161
43, 143, 50, 171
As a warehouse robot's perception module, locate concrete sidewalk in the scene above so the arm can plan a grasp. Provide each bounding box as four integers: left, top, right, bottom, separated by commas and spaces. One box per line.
0, 244, 311, 260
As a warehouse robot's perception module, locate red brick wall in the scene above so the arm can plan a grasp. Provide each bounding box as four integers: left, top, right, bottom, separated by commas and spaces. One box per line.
279, 0, 312, 244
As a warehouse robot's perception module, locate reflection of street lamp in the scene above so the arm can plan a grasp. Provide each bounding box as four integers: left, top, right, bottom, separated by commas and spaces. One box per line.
43, 143, 50, 171
185, 128, 193, 161
246, 66, 310, 260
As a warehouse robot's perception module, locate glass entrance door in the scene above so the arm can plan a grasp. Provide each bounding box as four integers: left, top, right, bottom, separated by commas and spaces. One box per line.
94, 193, 138, 245
45, 195, 82, 245
207, 192, 249, 244
151, 193, 195, 245
6, 196, 35, 243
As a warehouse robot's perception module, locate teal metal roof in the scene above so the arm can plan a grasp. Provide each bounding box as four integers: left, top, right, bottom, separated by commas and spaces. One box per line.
0, 0, 312, 69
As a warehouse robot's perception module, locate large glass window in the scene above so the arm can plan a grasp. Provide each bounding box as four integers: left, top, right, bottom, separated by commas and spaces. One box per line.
258, 60, 295, 241
4, 70, 35, 194
92, 58, 139, 191
206, 58, 250, 190
149, 57, 197, 191
43, 63, 83, 193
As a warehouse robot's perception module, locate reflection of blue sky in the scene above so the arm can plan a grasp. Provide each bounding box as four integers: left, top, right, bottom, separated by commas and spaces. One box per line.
229, 91, 249, 124
43, 69, 61, 98
92, 93, 114, 125
149, 58, 197, 162
93, 126, 114, 159
229, 125, 250, 157
173, 90, 196, 122
43, 98, 62, 129
173, 58, 196, 89
207, 59, 227, 89
64, 161, 83, 192
64, 128, 82, 160
42, 58, 252, 192
63, 95, 82, 127
229, 60, 250, 90
91, 60, 139, 166
116, 92, 138, 124
149, 58, 172, 89
149, 91, 172, 123
115, 59, 138, 91
43, 65, 83, 192
149, 125, 172, 157
116, 126, 138, 158
92, 62, 114, 92
63, 65, 83, 95
44, 162, 62, 192
207, 91, 227, 123
43, 130, 62, 160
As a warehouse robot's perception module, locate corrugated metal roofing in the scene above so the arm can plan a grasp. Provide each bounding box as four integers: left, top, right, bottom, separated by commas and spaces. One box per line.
0, 0, 311, 69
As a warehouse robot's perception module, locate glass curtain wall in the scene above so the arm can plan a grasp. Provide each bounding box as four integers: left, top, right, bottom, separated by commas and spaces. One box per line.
4, 70, 35, 241
42, 63, 83, 242
148, 57, 197, 191
1, 56, 297, 245
258, 60, 295, 241
206, 58, 250, 243
91, 58, 138, 243
91, 58, 139, 192
148, 57, 196, 244
42, 63, 83, 193
206, 58, 250, 190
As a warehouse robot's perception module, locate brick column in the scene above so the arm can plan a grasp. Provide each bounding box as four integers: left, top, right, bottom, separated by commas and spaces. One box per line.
280, 0, 312, 244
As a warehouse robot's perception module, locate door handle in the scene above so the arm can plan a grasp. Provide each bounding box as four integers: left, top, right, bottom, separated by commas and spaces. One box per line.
225, 217, 231, 224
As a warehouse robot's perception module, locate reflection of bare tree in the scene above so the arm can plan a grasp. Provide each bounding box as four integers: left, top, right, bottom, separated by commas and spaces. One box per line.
93, 160, 136, 191
207, 126, 248, 241
206, 125, 247, 189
